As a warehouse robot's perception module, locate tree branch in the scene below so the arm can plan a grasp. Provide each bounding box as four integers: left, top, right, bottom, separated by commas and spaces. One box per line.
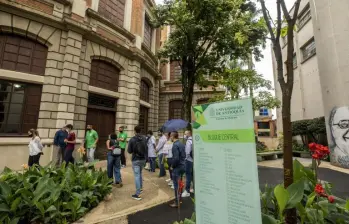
280, 0, 291, 21
260, 0, 276, 41
292, 0, 302, 23
276, 0, 282, 40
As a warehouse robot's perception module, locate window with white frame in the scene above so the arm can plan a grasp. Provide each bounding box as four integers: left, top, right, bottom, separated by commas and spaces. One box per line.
301, 38, 316, 61
259, 108, 269, 116
298, 5, 311, 29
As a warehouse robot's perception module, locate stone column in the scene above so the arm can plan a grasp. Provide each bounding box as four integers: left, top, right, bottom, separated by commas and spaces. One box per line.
311, 0, 349, 168
56, 31, 83, 136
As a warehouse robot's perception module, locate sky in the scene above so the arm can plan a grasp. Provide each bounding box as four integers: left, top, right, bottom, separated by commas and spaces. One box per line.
154, 0, 295, 87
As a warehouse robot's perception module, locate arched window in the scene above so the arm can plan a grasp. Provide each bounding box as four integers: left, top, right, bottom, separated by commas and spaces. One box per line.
0, 34, 48, 75
169, 100, 183, 120
140, 79, 150, 102
90, 60, 119, 92
0, 34, 46, 135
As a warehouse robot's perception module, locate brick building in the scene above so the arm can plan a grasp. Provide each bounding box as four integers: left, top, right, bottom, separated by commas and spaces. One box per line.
0, 0, 217, 169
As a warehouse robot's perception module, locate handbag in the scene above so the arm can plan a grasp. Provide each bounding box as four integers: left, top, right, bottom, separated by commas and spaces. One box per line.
110, 139, 121, 156
112, 147, 121, 156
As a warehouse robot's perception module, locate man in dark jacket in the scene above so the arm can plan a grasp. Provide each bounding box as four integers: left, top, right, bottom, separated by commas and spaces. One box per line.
128, 125, 147, 200
53, 126, 68, 166
169, 131, 186, 208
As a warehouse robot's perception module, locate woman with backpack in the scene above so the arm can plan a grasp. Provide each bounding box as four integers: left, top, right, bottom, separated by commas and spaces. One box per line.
28, 129, 44, 167
106, 133, 122, 187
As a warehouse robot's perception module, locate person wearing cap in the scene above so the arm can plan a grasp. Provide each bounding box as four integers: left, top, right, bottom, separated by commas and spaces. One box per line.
53, 125, 68, 166
117, 126, 128, 168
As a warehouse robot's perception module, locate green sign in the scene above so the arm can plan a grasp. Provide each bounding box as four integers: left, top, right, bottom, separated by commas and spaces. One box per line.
192, 99, 262, 224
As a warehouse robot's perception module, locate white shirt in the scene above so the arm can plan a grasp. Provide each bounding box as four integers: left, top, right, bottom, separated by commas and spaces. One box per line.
156, 135, 167, 154
147, 135, 156, 158
163, 141, 174, 158
28, 136, 43, 156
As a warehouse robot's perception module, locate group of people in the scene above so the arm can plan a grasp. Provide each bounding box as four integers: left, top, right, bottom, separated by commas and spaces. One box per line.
26, 123, 194, 208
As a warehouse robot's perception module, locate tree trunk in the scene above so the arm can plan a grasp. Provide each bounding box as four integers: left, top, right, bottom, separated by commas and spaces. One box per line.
181, 58, 195, 122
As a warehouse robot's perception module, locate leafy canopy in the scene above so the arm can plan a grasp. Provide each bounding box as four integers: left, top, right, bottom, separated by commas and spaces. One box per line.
152, 0, 267, 84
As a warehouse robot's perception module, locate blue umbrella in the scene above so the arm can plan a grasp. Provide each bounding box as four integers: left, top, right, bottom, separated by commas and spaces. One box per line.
162, 119, 189, 132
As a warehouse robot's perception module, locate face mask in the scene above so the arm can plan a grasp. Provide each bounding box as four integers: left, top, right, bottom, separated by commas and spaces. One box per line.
87, 128, 91, 131
28, 133, 33, 137
184, 135, 188, 140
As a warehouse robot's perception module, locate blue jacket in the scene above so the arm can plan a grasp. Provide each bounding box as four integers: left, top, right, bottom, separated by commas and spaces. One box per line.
171, 140, 186, 169
54, 129, 68, 149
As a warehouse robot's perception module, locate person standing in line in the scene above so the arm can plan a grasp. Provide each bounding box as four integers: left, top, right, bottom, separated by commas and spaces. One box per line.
156, 129, 167, 177
169, 131, 186, 208
147, 130, 157, 172
85, 124, 99, 162
118, 126, 128, 168
106, 133, 123, 187
28, 129, 43, 167
163, 132, 174, 189
128, 125, 147, 200
53, 126, 68, 166
64, 124, 76, 165
182, 130, 193, 197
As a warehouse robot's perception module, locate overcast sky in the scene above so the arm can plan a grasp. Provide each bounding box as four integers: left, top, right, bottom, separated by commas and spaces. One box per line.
154, 0, 296, 87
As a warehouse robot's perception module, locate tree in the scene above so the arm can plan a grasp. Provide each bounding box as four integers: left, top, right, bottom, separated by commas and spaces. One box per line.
258, 0, 302, 223
152, 0, 266, 121
209, 66, 280, 111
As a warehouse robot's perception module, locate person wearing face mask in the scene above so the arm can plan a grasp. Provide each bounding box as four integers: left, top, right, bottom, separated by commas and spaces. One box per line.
182, 130, 193, 197
117, 126, 128, 168
146, 130, 157, 172
64, 124, 76, 165
85, 124, 99, 163
28, 129, 43, 167
169, 131, 186, 208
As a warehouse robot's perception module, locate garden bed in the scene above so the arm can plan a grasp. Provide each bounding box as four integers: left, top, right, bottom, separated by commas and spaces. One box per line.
257, 151, 283, 162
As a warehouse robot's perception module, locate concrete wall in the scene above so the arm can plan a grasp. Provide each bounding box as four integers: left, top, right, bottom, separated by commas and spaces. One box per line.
310, 0, 349, 168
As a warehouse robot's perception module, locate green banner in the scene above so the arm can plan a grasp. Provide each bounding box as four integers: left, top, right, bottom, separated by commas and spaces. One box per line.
198, 129, 255, 143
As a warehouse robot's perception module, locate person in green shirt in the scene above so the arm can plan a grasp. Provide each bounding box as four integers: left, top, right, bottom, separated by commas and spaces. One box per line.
85, 124, 99, 162
117, 126, 128, 168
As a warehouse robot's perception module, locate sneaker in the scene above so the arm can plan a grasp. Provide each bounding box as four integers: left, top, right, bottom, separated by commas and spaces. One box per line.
169, 202, 178, 208
132, 194, 142, 201
171, 185, 174, 189
182, 190, 190, 198
168, 180, 173, 186
166, 178, 171, 182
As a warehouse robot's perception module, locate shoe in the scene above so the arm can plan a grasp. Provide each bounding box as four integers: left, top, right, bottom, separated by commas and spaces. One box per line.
168, 180, 173, 186
166, 178, 171, 182
190, 189, 194, 193
132, 194, 142, 200
169, 202, 178, 208
171, 185, 174, 189
182, 190, 190, 198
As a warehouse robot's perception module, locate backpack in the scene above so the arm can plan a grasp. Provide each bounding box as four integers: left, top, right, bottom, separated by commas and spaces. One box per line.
110, 139, 121, 156
134, 136, 147, 158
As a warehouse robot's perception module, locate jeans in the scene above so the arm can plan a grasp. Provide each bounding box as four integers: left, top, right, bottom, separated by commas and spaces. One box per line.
167, 158, 173, 180
132, 160, 146, 195
28, 154, 41, 167
64, 149, 74, 166
173, 165, 185, 205
55, 146, 65, 166
185, 160, 193, 192
149, 157, 156, 172
121, 148, 126, 166
107, 152, 122, 184
87, 148, 96, 162
158, 154, 166, 177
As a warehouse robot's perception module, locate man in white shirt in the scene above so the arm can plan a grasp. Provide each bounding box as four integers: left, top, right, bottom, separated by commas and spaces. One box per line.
156, 129, 168, 177
182, 130, 193, 197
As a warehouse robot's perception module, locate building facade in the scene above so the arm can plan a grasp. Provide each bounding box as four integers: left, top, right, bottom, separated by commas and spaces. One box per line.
273, 0, 349, 168
0, 0, 218, 169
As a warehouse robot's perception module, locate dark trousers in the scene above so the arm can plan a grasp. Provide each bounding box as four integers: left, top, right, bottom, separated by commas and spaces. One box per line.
167, 158, 173, 180
121, 148, 126, 166
158, 154, 166, 177
149, 157, 156, 172
185, 160, 193, 192
28, 154, 41, 167
173, 165, 185, 205
64, 149, 74, 165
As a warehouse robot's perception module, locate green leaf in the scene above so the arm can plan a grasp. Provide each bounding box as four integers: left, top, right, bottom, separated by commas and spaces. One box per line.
285, 179, 304, 209
306, 208, 325, 224
274, 184, 289, 218
293, 159, 305, 182
10, 217, 20, 224
46, 205, 57, 212
306, 192, 316, 207
261, 213, 278, 224
0, 182, 12, 198
296, 203, 306, 224
0, 203, 10, 212
346, 200, 349, 211
10, 197, 21, 211
35, 201, 45, 215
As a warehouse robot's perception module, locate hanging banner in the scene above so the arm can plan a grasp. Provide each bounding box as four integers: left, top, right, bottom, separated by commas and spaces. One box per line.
192, 98, 261, 224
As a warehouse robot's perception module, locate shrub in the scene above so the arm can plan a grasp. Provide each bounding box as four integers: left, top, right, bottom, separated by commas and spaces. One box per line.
0, 163, 112, 223
292, 117, 327, 145
257, 141, 267, 152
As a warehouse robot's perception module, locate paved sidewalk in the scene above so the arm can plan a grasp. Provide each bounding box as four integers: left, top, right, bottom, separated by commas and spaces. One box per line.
77, 161, 175, 224
258, 158, 349, 174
